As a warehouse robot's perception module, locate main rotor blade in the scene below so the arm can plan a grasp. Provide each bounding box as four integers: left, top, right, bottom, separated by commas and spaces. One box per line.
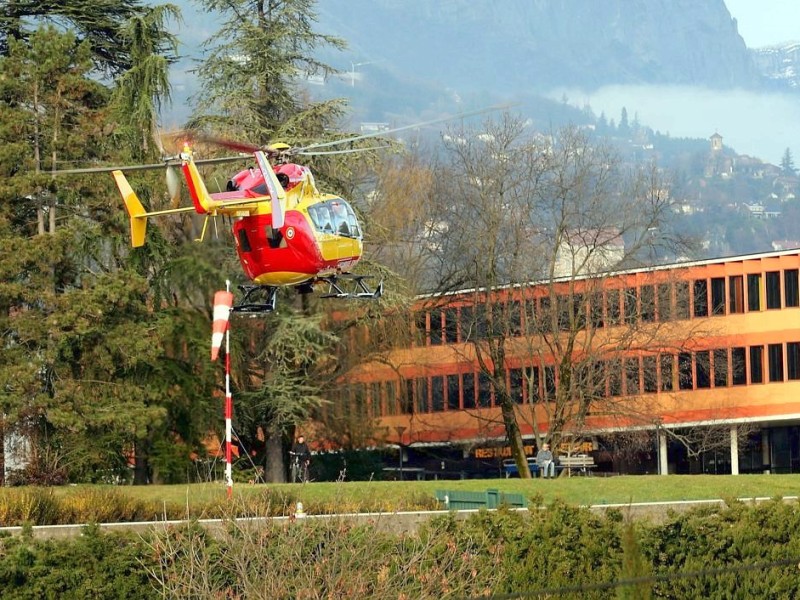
187, 104, 508, 158
52, 162, 178, 175
195, 156, 252, 166
177, 135, 389, 158
191, 135, 260, 153
299, 104, 510, 152
296, 145, 392, 157
50, 155, 250, 176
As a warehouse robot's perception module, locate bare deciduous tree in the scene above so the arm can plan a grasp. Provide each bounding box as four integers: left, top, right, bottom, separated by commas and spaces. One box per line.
424, 116, 696, 477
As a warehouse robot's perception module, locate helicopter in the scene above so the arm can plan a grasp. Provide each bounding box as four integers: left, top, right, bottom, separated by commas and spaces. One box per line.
55, 106, 504, 313
113, 139, 375, 313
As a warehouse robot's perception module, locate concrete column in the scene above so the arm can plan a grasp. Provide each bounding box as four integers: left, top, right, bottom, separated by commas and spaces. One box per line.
730, 425, 739, 475
658, 429, 669, 475
761, 428, 771, 473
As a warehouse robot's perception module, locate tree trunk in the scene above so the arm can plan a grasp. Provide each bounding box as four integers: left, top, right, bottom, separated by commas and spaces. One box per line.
487, 339, 532, 479
264, 431, 285, 482
498, 393, 531, 478
49, 197, 55, 234
133, 440, 151, 485
133, 454, 150, 485
33, 82, 45, 236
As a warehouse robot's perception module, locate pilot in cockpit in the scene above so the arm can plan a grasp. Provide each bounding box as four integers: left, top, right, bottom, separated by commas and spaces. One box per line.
319, 206, 334, 233
332, 202, 350, 235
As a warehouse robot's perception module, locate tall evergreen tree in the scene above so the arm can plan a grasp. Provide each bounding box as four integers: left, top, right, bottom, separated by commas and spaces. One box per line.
111, 4, 181, 159
781, 147, 796, 176
185, 0, 364, 481
190, 0, 347, 142
0, 25, 218, 484
0, 0, 149, 75
618, 106, 630, 135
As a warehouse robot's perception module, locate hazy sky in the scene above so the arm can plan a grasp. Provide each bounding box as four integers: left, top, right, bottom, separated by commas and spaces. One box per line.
725, 0, 800, 46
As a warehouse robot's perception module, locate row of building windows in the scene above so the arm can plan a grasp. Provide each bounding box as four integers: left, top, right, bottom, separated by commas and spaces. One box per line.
339, 342, 800, 418
414, 268, 800, 346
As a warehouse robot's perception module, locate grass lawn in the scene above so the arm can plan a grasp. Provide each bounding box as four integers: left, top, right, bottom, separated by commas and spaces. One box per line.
80, 473, 800, 514
3, 474, 798, 526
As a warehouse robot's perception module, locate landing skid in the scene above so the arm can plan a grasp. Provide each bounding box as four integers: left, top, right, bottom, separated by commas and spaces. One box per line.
231, 285, 278, 314
319, 274, 383, 300
229, 275, 383, 315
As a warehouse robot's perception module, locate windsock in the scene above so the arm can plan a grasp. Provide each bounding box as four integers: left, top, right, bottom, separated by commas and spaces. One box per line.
211, 291, 234, 361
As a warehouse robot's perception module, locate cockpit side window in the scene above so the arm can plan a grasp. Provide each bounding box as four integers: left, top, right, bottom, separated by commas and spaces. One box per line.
332, 200, 361, 238
307, 205, 321, 229
345, 204, 361, 238
237, 229, 252, 252
309, 204, 334, 233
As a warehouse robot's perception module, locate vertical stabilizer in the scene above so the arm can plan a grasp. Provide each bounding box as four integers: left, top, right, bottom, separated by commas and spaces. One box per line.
180, 147, 215, 214
112, 170, 147, 247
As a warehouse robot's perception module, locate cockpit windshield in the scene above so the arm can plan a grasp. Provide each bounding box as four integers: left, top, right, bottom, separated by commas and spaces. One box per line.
308, 199, 361, 238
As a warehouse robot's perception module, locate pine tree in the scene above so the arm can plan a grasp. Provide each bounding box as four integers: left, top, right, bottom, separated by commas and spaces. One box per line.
111, 4, 181, 159
0, 26, 219, 484
618, 106, 630, 135
190, 0, 347, 143
0, 0, 150, 75
186, 0, 368, 482
597, 112, 608, 134
781, 147, 796, 175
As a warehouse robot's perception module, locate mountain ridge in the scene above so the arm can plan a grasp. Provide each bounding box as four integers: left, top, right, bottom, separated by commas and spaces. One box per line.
315, 0, 762, 92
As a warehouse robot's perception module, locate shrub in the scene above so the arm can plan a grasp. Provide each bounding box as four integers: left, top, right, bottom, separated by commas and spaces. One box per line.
437, 503, 625, 599
0, 525, 154, 599
640, 499, 800, 598
2, 500, 800, 598
145, 515, 503, 598
0, 487, 169, 526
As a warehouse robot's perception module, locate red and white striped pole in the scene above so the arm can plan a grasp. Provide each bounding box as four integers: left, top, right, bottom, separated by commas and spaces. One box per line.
224, 282, 233, 499
212, 283, 235, 499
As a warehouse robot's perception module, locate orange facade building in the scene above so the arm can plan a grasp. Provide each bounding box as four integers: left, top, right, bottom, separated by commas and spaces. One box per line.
338, 249, 800, 477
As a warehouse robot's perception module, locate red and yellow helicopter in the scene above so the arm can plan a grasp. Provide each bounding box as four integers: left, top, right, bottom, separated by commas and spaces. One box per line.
57, 107, 502, 312
115, 138, 375, 313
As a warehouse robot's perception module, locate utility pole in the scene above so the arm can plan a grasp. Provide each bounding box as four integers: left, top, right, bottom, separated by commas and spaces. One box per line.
350, 61, 379, 86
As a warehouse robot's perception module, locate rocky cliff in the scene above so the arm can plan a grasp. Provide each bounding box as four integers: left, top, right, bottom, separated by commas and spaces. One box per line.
316, 0, 762, 92
752, 43, 800, 90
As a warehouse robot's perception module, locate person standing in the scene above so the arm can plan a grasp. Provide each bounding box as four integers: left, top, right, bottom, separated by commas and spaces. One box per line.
536, 443, 555, 479
290, 435, 311, 483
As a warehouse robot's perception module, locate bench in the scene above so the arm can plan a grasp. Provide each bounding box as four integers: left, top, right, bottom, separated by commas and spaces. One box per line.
558, 454, 596, 476
382, 467, 425, 480
503, 455, 597, 477
436, 489, 527, 509
423, 469, 467, 480
503, 458, 539, 478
